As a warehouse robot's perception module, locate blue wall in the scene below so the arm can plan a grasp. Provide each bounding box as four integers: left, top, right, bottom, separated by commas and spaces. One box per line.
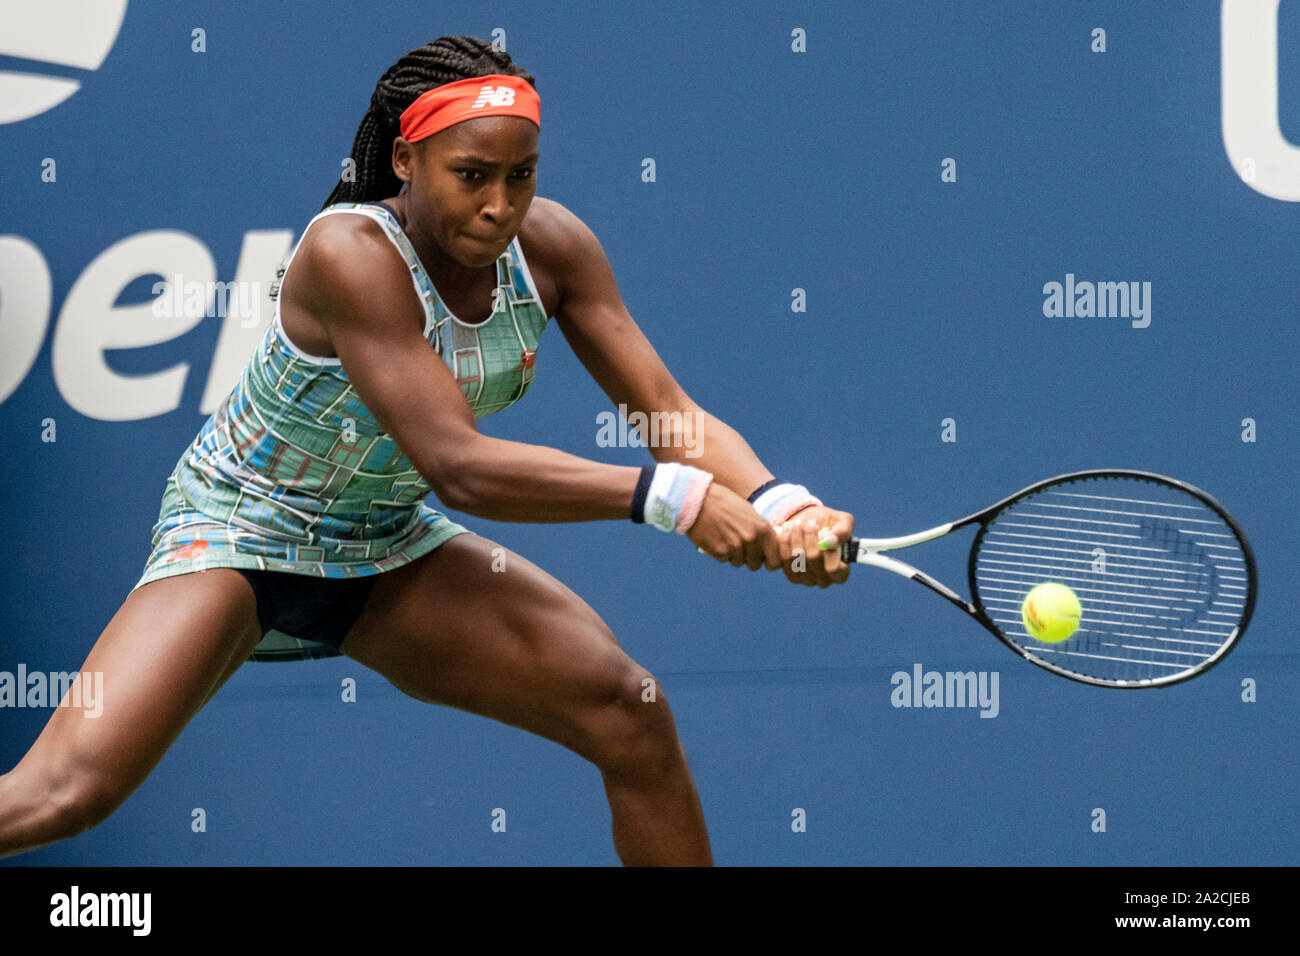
2, 0, 1296, 865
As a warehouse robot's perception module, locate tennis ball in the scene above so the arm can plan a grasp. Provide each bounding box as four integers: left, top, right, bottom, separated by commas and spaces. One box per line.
1021, 582, 1081, 643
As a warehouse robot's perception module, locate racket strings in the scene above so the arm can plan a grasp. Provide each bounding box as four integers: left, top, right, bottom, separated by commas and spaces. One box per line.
972, 478, 1249, 684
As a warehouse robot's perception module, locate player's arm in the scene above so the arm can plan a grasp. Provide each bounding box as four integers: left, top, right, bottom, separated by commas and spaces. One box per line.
541, 199, 852, 584
541, 199, 774, 498
294, 214, 778, 566
295, 214, 632, 521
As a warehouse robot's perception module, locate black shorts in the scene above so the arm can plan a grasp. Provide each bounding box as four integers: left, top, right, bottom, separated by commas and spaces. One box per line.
235, 568, 378, 660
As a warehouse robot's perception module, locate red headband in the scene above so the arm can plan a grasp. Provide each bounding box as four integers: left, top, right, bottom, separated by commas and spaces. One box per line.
399, 73, 540, 143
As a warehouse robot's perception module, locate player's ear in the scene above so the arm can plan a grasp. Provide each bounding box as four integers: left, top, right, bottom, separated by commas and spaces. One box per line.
391, 136, 415, 184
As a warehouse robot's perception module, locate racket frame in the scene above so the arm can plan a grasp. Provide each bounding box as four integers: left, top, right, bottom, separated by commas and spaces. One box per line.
839, 469, 1257, 689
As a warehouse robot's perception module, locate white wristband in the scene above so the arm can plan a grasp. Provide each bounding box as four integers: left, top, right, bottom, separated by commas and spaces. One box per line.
752, 482, 822, 526
643, 463, 713, 533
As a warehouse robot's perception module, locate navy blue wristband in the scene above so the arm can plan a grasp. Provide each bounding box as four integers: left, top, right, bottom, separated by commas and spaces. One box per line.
630, 465, 655, 523
746, 477, 784, 505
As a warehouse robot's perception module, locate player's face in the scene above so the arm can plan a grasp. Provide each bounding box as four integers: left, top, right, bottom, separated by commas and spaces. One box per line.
394, 115, 539, 268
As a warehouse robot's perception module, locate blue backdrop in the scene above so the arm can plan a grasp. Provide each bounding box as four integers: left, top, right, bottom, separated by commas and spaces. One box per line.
2, 0, 1296, 865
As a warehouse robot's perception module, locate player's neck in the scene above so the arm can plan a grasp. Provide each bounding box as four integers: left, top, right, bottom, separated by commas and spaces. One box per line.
388, 194, 494, 296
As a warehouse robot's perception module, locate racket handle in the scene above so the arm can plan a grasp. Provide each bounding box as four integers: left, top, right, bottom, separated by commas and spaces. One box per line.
698, 538, 861, 560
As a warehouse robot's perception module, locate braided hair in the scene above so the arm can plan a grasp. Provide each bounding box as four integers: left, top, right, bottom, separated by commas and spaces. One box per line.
321, 35, 536, 209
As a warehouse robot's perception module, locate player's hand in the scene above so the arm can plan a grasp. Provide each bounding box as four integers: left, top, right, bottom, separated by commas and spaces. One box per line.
687, 483, 784, 570
776, 504, 855, 588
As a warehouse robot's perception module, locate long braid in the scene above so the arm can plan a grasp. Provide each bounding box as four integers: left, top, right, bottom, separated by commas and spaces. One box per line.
321, 35, 536, 209
270, 37, 535, 302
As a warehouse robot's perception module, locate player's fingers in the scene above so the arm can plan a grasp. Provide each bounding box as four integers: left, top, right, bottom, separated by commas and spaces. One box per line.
790, 520, 822, 587
803, 518, 831, 588
728, 536, 747, 567
785, 546, 810, 586
762, 524, 783, 570
817, 524, 842, 575
744, 529, 766, 571
815, 524, 850, 584
780, 521, 801, 584
782, 524, 806, 585
778, 522, 799, 582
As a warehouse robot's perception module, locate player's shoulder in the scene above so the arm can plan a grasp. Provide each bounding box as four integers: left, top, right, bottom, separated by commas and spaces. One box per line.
287, 207, 410, 316
302, 204, 397, 263
520, 194, 579, 239
299, 206, 405, 278
517, 196, 604, 290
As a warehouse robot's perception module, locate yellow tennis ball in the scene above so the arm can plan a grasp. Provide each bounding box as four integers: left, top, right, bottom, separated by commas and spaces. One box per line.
1021, 582, 1082, 643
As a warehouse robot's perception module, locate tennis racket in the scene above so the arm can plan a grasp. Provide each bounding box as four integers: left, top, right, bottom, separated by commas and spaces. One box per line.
835, 470, 1256, 688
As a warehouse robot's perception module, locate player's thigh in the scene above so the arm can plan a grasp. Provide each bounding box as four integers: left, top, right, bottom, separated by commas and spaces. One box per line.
341, 534, 657, 760
13, 569, 262, 819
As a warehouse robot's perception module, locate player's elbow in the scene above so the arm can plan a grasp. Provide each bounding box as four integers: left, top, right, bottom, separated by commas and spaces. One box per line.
429, 474, 476, 514
425, 461, 476, 514
421, 440, 488, 515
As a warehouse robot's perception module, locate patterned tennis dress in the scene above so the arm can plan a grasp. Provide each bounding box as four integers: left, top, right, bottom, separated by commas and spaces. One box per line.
130, 201, 549, 661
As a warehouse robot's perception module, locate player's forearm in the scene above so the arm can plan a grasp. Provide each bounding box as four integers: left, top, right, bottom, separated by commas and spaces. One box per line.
645, 407, 772, 500
435, 435, 643, 522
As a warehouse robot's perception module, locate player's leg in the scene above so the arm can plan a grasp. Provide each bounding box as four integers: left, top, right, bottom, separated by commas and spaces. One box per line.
341, 533, 711, 866
0, 569, 263, 859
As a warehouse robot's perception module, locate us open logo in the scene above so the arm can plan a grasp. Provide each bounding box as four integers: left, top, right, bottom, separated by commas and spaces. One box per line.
1222, 0, 1300, 201
0, 0, 129, 124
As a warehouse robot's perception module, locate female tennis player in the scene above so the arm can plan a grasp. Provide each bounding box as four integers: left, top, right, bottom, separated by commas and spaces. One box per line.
0, 36, 853, 866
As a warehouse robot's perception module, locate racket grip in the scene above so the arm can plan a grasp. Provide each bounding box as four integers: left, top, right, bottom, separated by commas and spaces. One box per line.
700, 539, 861, 559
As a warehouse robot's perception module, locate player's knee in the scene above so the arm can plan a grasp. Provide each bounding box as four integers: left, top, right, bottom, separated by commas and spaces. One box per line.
585, 664, 681, 781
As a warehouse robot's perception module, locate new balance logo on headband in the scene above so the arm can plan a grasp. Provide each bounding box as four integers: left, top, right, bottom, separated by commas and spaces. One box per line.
472, 86, 517, 109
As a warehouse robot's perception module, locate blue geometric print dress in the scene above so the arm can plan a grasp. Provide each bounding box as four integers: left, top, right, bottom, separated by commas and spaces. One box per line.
130, 201, 550, 661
